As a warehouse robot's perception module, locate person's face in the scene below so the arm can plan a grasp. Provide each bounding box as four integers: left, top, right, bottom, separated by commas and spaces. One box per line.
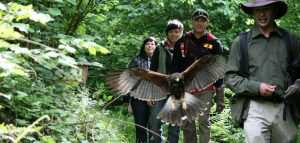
144, 41, 156, 57
191, 17, 208, 34
167, 28, 183, 43
253, 5, 275, 30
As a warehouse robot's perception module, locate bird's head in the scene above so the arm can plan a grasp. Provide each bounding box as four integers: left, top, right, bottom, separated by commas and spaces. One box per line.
168, 73, 185, 99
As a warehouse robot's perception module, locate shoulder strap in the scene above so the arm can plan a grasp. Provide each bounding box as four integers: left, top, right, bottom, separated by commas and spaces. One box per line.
239, 32, 249, 78
207, 32, 217, 41
279, 28, 293, 64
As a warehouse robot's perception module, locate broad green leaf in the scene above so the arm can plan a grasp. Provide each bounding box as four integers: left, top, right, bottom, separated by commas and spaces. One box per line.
67, 0, 77, 5
41, 136, 56, 143
0, 39, 10, 48
46, 51, 59, 58
59, 45, 76, 53
58, 55, 77, 68
10, 46, 30, 54
29, 12, 53, 25
90, 62, 103, 67
106, 95, 113, 101
98, 46, 110, 54
16, 11, 31, 21
12, 23, 30, 33
15, 4, 33, 21
88, 46, 96, 55
76, 25, 86, 35
48, 8, 62, 16
35, 56, 56, 69
12, 68, 28, 76
0, 92, 11, 100
0, 3, 6, 10
16, 90, 29, 97
0, 25, 24, 40
3, 14, 15, 22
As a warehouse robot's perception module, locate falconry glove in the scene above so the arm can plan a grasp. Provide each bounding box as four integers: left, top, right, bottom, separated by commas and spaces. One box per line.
282, 79, 300, 103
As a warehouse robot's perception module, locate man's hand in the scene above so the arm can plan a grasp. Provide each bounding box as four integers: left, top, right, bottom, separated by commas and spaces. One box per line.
216, 87, 225, 114
281, 79, 300, 103
259, 83, 276, 96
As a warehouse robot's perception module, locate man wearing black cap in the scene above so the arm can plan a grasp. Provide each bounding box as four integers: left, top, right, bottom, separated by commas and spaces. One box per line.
172, 8, 225, 143
226, 0, 300, 142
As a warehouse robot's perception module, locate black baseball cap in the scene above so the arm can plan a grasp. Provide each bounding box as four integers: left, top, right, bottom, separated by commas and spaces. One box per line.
192, 9, 209, 20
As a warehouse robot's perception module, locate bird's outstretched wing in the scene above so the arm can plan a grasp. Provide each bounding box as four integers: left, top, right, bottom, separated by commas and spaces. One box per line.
157, 92, 208, 126
183, 55, 226, 90
106, 68, 169, 101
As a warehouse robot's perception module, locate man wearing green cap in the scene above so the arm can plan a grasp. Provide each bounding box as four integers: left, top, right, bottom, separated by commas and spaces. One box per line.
225, 0, 300, 142
172, 8, 225, 143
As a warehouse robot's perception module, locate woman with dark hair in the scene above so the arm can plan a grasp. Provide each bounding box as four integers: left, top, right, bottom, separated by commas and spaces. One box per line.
149, 19, 183, 143
126, 36, 157, 143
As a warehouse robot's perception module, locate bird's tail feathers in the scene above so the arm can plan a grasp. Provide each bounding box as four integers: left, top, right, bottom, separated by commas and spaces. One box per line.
157, 96, 182, 126
157, 92, 206, 126
183, 92, 206, 123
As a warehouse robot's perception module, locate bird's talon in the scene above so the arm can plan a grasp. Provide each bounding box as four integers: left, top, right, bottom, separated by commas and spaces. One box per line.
182, 102, 187, 110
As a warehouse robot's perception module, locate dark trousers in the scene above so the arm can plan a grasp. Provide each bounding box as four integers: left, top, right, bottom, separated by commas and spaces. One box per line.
148, 99, 180, 143
131, 97, 150, 143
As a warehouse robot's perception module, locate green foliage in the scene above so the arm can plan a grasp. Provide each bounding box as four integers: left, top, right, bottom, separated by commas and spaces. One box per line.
0, 116, 49, 143
0, 1, 118, 142
1, 0, 300, 142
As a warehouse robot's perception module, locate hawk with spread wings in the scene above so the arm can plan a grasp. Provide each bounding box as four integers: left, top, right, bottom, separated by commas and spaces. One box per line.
106, 55, 225, 126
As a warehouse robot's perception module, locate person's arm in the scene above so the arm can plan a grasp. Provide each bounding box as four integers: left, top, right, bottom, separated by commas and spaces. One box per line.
225, 37, 261, 96
171, 37, 185, 73
150, 45, 160, 71
282, 33, 300, 102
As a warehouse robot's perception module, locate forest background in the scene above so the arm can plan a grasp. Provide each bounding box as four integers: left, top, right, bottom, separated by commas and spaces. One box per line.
0, 0, 299, 142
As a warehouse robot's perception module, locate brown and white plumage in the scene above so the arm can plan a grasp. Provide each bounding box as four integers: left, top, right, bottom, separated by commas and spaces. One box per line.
106, 55, 226, 126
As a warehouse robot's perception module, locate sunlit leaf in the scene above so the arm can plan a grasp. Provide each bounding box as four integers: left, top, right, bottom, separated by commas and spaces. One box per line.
10, 46, 30, 54
106, 96, 113, 101
0, 25, 24, 40
15, 4, 33, 21
46, 51, 59, 58
88, 46, 96, 55
41, 136, 56, 143
0, 3, 6, 10
0, 92, 11, 100
59, 45, 76, 53
16, 90, 29, 97
98, 45, 110, 54
12, 68, 28, 76
3, 14, 15, 22
0, 39, 10, 48
76, 25, 86, 35
90, 62, 103, 67
12, 23, 30, 33
58, 55, 78, 68
29, 12, 53, 25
